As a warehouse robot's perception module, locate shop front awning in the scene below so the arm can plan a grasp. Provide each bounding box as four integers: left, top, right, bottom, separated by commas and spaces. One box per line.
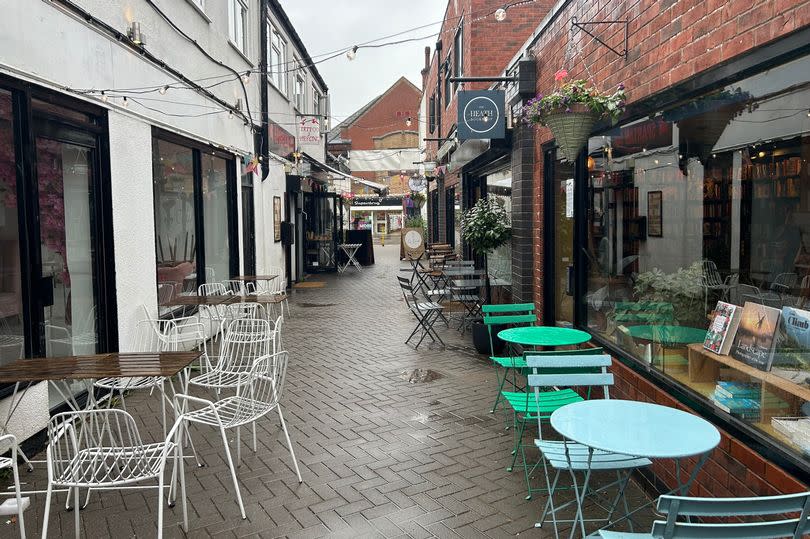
301, 152, 387, 193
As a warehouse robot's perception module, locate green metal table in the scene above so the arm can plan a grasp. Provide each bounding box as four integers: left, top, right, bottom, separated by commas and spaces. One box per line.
497, 326, 591, 348
625, 324, 706, 346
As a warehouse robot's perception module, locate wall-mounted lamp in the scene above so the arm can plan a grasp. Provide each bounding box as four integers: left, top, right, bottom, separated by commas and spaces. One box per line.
128, 21, 145, 45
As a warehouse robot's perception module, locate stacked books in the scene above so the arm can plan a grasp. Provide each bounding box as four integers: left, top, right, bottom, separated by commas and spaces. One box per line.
709, 381, 790, 422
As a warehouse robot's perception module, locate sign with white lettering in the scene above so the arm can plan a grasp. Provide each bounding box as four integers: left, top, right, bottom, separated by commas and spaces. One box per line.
457, 90, 505, 141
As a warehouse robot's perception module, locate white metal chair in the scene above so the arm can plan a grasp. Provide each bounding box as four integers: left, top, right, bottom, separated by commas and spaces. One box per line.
174, 351, 302, 520
700, 260, 734, 311
527, 354, 652, 539
0, 434, 27, 539
41, 409, 185, 539
599, 490, 810, 539
197, 283, 230, 340
223, 279, 248, 296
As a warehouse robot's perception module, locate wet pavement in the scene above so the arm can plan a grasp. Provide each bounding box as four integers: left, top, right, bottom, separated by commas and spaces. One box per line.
3, 243, 652, 538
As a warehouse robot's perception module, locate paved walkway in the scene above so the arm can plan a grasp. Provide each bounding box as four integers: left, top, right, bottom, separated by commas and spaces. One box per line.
6, 243, 650, 538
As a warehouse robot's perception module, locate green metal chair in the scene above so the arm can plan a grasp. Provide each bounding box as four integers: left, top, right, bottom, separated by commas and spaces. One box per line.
599, 491, 810, 539
504, 347, 605, 500
482, 303, 536, 414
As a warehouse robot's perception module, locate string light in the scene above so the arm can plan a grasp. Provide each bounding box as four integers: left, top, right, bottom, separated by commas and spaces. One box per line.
241, 71, 250, 83
100, 91, 108, 103
405, 117, 412, 127
346, 46, 358, 61
122, 96, 129, 108
495, 8, 507, 21
159, 85, 169, 95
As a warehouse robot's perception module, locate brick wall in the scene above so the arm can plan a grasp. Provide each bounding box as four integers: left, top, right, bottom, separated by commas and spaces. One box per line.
528, 0, 810, 496
339, 77, 421, 150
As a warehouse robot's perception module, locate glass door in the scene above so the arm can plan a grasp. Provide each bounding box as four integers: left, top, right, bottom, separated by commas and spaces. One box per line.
32, 105, 101, 406
554, 159, 576, 326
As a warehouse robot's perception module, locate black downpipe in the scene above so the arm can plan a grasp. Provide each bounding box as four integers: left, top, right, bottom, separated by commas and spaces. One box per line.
260, 0, 270, 180
435, 40, 443, 145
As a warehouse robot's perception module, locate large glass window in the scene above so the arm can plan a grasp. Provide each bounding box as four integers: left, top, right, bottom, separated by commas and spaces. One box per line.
153, 140, 197, 309
453, 22, 463, 93
583, 53, 810, 462
202, 153, 230, 288
487, 169, 513, 288
0, 90, 23, 369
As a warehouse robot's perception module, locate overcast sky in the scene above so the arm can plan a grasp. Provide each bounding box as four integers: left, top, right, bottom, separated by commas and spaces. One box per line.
281, 0, 447, 122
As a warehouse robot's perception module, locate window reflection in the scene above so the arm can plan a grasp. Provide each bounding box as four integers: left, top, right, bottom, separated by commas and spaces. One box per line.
584, 53, 810, 460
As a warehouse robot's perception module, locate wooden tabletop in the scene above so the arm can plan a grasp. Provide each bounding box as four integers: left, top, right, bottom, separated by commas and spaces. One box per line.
231, 275, 278, 281
161, 294, 238, 306
0, 351, 202, 383
235, 294, 285, 304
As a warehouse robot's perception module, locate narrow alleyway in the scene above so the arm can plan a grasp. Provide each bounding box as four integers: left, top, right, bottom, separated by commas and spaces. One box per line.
11, 243, 650, 538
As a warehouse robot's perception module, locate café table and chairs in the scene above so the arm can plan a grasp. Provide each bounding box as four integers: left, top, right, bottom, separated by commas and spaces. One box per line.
544, 396, 721, 539
337, 243, 363, 274
233, 274, 278, 295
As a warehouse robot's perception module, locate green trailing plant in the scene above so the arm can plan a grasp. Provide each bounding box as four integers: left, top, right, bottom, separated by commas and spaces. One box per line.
632, 261, 705, 327
522, 72, 626, 126
461, 197, 511, 304
404, 215, 426, 229
410, 191, 426, 208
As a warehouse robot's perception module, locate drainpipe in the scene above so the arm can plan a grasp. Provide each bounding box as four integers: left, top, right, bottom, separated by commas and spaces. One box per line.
260, 0, 270, 180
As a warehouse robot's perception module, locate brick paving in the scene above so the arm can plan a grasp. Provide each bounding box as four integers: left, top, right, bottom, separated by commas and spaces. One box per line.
4, 244, 653, 538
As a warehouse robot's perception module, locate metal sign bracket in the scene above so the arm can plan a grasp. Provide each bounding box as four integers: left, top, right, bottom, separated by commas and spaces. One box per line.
571, 16, 629, 60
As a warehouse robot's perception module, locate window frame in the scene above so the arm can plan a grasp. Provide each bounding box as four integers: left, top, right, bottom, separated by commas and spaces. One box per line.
312, 85, 321, 117
268, 23, 288, 95
453, 21, 464, 93
228, 0, 248, 54
293, 58, 305, 111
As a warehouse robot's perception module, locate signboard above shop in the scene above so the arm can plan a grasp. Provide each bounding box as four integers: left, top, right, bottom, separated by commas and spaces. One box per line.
457, 90, 505, 141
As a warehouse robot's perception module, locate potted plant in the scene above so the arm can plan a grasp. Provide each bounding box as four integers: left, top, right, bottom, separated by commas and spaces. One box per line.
523, 70, 626, 161
461, 197, 511, 354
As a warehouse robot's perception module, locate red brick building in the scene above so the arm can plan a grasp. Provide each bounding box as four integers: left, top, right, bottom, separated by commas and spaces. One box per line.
512, 0, 810, 500
328, 77, 421, 235
422, 0, 553, 302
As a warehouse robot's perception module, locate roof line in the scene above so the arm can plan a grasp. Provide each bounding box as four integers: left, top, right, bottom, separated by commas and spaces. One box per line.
267, 0, 328, 92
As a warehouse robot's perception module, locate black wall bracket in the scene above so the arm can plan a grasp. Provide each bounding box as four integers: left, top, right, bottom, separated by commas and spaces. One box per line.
571, 16, 629, 60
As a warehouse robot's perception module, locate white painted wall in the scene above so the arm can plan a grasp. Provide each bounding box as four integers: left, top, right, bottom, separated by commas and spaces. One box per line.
256, 162, 287, 276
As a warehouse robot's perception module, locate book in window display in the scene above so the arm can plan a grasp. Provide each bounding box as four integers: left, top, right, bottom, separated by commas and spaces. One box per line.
731, 302, 781, 371
703, 301, 742, 356
772, 306, 810, 386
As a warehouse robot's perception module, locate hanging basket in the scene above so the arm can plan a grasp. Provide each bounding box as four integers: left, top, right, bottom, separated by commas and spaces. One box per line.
543, 104, 598, 162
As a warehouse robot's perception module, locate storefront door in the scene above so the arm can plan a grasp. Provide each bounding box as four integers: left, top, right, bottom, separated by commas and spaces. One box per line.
548, 153, 575, 326
0, 83, 116, 404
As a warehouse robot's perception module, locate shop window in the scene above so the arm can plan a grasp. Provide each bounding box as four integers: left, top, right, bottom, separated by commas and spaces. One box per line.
153, 135, 236, 313
487, 169, 513, 288
582, 53, 810, 463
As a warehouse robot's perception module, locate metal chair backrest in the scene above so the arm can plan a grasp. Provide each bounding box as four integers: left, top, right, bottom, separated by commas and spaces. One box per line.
739, 284, 763, 305
702, 260, 724, 287
198, 282, 227, 296
650, 491, 810, 538
224, 279, 248, 296
131, 319, 171, 352
215, 318, 273, 374
481, 303, 536, 356
157, 282, 177, 305
771, 272, 798, 292
271, 315, 283, 353
526, 352, 613, 438
237, 351, 289, 413
223, 301, 266, 321
397, 276, 425, 312
47, 409, 153, 486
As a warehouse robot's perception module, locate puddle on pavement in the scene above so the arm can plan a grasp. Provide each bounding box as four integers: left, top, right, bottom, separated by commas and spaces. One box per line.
401, 368, 441, 383
298, 302, 338, 308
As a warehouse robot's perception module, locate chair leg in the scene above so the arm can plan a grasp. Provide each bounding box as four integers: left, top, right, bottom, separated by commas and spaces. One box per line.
537, 466, 561, 539
218, 425, 246, 519
73, 487, 81, 538
278, 406, 302, 483
41, 482, 52, 539
11, 446, 25, 539
157, 466, 165, 539
252, 421, 257, 453
490, 367, 509, 414
178, 423, 189, 533
507, 415, 527, 472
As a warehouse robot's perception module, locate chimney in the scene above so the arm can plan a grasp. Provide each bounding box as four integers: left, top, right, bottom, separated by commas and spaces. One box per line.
420, 46, 431, 89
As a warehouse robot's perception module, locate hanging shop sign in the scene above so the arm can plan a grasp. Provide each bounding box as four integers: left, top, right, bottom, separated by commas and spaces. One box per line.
268, 119, 295, 158
297, 115, 322, 159
457, 90, 505, 141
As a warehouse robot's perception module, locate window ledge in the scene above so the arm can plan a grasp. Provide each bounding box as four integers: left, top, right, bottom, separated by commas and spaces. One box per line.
184, 0, 211, 23
268, 79, 289, 101
228, 40, 254, 66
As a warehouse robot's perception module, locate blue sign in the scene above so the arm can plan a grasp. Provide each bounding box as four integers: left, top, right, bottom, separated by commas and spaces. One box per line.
457, 90, 505, 141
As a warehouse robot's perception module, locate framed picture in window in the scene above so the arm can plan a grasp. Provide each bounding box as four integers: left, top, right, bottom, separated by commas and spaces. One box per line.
273, 196, 282, 242
647, 191, 662, 237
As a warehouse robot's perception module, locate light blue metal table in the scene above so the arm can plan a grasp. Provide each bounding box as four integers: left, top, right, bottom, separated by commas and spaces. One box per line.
550, 399, 720, 537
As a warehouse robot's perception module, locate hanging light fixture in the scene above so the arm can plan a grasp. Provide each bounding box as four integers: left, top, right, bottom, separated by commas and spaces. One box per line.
159, 85, 169, 95
122, 96, 129, 108
346, 46, 358, 61
494, 7, 507, 21
405, 117, 412, 127
128, 21, 145, 45
241, 71, 251, 83
100, 91, 108, 103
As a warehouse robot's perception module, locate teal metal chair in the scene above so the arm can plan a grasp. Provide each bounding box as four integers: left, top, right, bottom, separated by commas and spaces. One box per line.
599, 491, 810, 539
528, 353, 652, 537
504, 347, 606, 500
482, 303, 536, 414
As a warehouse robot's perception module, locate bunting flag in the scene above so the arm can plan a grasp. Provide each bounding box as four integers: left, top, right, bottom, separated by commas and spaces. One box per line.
243, 155, 259, 176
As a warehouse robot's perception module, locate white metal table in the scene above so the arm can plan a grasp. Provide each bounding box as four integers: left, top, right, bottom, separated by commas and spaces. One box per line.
550, 399, 721, 538
338, 243, 363, 274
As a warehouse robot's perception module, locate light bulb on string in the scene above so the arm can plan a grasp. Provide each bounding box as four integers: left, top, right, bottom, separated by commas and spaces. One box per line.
482, 112, 489, 123
159, 85, 169, 95
346, 46, 358, 61
122, 96, 129, 108
100, 91, 108, 103
495, 8, 507, 21
241, 71, 250, 83
405, 117, 412, 127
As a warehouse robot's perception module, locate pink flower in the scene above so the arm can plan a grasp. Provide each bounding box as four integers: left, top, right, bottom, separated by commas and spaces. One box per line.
554, 69, 568, 82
